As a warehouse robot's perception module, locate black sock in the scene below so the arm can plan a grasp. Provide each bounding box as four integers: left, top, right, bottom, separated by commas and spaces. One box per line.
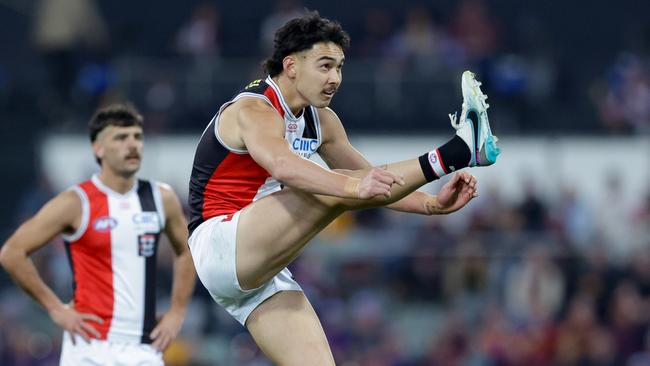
438, 135, 471, 171
418, 136, 471, 182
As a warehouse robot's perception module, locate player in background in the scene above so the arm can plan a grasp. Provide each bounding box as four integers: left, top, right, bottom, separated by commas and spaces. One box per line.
0, 103, 196, 365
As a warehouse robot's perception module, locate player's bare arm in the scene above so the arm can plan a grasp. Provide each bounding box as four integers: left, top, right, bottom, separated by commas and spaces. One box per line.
230, 98, 404, 199
149, 184, 195, 351
0, 190, 103, 343
317, 107, 478, 214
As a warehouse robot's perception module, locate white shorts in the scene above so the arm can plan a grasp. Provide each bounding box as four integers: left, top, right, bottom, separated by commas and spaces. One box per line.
60, 333, 163, 365
188, 211, 302, 325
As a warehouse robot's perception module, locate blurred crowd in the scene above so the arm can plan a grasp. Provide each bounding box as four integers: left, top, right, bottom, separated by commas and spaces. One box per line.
1, 0, 649, 134
2, 0, 650, 365
1, 172, 650, 365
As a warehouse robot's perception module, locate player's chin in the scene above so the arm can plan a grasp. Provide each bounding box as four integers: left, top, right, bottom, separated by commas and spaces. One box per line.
313, 98, 332, 108
120, 164, 140, 175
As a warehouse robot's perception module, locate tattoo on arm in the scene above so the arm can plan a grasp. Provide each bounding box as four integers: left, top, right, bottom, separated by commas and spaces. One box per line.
424, 196, 441, 215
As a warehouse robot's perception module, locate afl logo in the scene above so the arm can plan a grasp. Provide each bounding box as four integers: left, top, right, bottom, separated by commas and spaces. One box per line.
93, 216, 118, 232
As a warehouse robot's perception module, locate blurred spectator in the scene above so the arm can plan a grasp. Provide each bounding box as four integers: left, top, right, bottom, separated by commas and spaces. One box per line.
585, 328, 617, 366
443, 239, 489, 324
517, 183, 549, 232
13, 173, 55, 225
628, 330, 650, 366
32, 0, 109, 105
144, 77, 176, 132
175, 3, 221, 61
597, 173, 637, 262
478, 306, 512, 364
630, 192, 650, 250
355, 9, 393, 58
423, 314, 472, 366
552, 186, 596, 251
577, 244, 623, 322
392, 242, 444, 302
383, 6, 445, 76
608, 281, 648, 362
504, 244, 565, 322
449, 0, 500, 64
597, 53, 650, 134
175, 3, 222, 113
554, 295, 609, 366
628, 247, 650, 297
259, 0, 304, 56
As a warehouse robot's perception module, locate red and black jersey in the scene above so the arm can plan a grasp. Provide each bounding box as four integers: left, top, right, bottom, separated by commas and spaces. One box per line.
188, 76, 322, 235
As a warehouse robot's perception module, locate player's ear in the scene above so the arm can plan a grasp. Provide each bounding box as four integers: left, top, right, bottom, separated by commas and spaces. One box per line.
92, 140, 105, 161
283, 55, 297, 79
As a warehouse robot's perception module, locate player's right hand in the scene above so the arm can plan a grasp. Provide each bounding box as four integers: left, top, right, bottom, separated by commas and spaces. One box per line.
49, 303, 103, 344
358, 167, 405, 199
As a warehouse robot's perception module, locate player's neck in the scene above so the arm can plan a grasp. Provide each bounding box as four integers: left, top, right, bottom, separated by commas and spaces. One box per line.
97, 170, 136, 194
274, 75, 308, 116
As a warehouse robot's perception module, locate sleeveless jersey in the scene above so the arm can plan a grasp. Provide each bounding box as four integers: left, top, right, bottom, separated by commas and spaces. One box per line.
62, 175, 165, 344
188, 76, 322, 235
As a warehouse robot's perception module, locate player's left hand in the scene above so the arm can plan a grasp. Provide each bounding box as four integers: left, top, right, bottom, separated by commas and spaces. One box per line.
150, 310, 184, 351
428, 172, 478, 215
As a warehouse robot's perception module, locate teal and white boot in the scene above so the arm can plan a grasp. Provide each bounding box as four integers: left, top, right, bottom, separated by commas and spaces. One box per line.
449, 71, 501, 166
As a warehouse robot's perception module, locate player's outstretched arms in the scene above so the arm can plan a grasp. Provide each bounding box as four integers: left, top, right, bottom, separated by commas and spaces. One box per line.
0, 190, 103, 343
332, 168, 478, 214
237, 99, 404, 199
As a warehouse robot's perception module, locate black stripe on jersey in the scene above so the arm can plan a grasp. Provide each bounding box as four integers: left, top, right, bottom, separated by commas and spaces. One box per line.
136, 180, 161, 344
187, 119, 230, 235
63, 241, 77, 295
303, 107, 318, 139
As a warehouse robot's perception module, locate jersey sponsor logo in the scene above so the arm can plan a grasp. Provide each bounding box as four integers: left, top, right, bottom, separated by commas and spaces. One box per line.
291, 138, 318, 154
93, 216, 118, 232
138, 234, 157, 257
287, 122, 298, 132
132, 212, 161, 232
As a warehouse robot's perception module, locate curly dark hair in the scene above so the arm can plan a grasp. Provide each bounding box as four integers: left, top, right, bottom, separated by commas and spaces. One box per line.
263, 11, 350, 77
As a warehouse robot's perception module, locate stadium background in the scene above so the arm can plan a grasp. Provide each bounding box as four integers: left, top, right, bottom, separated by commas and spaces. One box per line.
1, 0, 650, 364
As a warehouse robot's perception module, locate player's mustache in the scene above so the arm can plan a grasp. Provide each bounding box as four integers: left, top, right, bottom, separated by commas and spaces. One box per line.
125, 153, 141, 160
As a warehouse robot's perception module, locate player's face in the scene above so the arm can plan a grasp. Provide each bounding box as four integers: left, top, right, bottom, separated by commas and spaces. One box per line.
295, 42, 344, 108
93, 125, 144, 176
